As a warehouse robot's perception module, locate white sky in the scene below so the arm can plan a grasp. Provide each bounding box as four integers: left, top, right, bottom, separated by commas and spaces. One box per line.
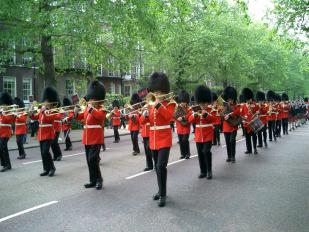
247, 0, 274, 22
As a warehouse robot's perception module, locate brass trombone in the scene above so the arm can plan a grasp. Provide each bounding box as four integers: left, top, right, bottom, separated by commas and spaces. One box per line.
145, 92, 176, 106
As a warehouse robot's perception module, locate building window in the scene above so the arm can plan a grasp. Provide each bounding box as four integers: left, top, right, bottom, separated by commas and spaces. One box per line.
22, 78, 32, 101
108, 57, 114, 77
111, 83, 115, 94
3, 76, 16, 97
65, 79, 75, 97
124, 85, 131, 97
22, 52, 32, 65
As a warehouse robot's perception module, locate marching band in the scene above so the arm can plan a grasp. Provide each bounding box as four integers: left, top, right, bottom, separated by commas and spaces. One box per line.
0, 72, 309, 207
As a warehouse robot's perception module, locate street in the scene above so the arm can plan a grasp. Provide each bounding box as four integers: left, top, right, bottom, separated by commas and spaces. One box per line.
0, 126, 308, 232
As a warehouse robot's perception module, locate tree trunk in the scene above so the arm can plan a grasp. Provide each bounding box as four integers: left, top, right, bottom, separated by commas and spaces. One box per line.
41, 35, 56, 87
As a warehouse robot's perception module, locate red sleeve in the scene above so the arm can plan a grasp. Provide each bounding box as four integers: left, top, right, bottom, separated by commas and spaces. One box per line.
156, 103, 175, 122
90, 108, 106, 122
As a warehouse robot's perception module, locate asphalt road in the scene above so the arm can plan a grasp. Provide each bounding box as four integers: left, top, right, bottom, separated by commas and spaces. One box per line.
0, 125, 308, 232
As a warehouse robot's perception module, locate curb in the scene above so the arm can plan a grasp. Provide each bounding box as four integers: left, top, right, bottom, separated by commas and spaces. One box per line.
8, 133, 131, 151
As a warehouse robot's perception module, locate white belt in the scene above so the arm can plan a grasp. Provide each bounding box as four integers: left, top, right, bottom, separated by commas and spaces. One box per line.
196, 124, 213, 128
260, 115, 267, 117
39, 124, 53, 128
15, 123, 26, 126
0, 123, 12, 127
146, 123, 150, 126
54, 120, 61, 123
113, 117, 120, 119
84, 125, 102, 129
150, 125, 170, 130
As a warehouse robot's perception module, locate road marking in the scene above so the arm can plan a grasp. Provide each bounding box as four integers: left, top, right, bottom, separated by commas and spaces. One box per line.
0, 201, 59, 223
221, 138, 245, 148
23, 152, 86, 165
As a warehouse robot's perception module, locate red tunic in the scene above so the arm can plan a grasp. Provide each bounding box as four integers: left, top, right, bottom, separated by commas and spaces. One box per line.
222, 104, 242, 133
188, 109, 216, 143
258, 104, 269, 125
15, 114, 27, 135
267, 103, 278, 121
175, 107, 192, 135
111, 109, 121, 126
242, 103, 259, 133
139, 115, 150, 138
211, 108, 222, 126
31, 110, 61, 141
62, 112, 74, 131
148, 101, 176, 150
76, 107, 106, 145
127, 113, 140, 131
53, 113, 62, 132
277, 103, 284, 120
0, 114, 15, 138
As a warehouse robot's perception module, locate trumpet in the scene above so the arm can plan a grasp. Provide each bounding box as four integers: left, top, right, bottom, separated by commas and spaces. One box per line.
122, 101, 147, 117
145, 92, 175, 106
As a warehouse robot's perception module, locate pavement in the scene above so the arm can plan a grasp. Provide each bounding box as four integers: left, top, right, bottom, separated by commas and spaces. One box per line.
0, 125, 309, 232
8, 127, 130, 151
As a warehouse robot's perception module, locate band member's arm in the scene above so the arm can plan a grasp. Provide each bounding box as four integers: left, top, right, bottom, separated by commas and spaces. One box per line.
154, 102, 175, 121
88, 107, 106, 122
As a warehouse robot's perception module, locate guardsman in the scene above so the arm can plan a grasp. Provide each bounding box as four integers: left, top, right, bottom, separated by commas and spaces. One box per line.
222, 86, 242, 163
242, 88, 259, 155
14, 97, 27, 159
51, 100, 63, 161
62, 97, 73, 151
30, 87, 61, 177
211, 92, 222, 146
189, 85, 216, 179
139, 107, 153, 171
256, 91, 268, 148
275, 94, 283, 138
111, 100, 121, 143
0, 92, 15, 172
267, 90, 277, 142
127, 93, 141, 156
74, 80, 106, 190
281, 93, 290, 135
143, 72, 176, 207
175, 90, 192, 159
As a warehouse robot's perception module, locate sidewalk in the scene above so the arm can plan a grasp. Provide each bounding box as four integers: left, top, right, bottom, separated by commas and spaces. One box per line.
8, 128, 130, 151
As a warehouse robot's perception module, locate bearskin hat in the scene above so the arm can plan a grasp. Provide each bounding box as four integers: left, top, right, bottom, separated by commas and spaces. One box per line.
281, 93, 289, 101
223, 86, 237, 102
178, 90, 190, 103
195, 85, 212, 104
238, 94, 245, 103
13, 97, 25, 108
191, 96, 195, 102
63, 97, 72, 107
130, 93, 141, 105
266, 90, 276, 101
148, 72, 170, 94
241, 88, 254, 101
112, 100, 120, 108
86, 80, 106, 101
212, 92, 218, 102
304, 97, 308, 102
0, 92, 13, 106
256, 91, 265, 102
41, 86, 59, 103
275, 94, 281, 102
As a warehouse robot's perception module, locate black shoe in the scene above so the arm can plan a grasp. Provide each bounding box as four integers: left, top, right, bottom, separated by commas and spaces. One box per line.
53, 157, 57, 161
17, 155, 26, 159
269, 139, 272, 142
144, 167, 153, 172
48, 169, 56, 177
231, 158, 236, 163
84, 183, 96, 188
257, 145, 263, 148
218, 142, 221, 146
96, 182, 103, 190
113, 141, 119, 143
0, 166, 11, 172
264, 142, 268, 147
158, 197, 166, 207
153, 193, 160, 201
198, 173, 207, 179
226, 158, 231, 162
185, 155, 190, 159
64, 147, 72, 151
254, 149, 258, 155
206, 172, 212, 179
56, 156, 62, 161
244, 151, 252, 154
40, 171, 49, 176
179, 156, 185, 160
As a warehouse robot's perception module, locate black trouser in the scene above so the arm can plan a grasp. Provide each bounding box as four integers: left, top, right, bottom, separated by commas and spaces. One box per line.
257, 125, 267, 146
213, 125, 220, 145
51, 132, 62, 159
40, 140, 55, 172
170, 122, 175, 132
268, 121, 276, 141
275, 120, 282, 137
120, 118, 126, 129
130, 130, 140, 153
282, 118, 289, 135
85, 145, 102, 184
178, 134, 190, 157
224, 131, 237, 160
113, 126, 120, 141
241, 122, 245, 136
31, 121, 39, 137
196, 142, 212, 175
0, 137, 11, 168
245, 130, 257, 153
143, 137, 153, 169
63, 130, 72, 149
152, 148, 170, 197
192, 123, 196, 133
16, 134, 26, 156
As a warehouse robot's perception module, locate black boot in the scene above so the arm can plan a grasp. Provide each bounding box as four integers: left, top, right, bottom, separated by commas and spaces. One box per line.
40, 171, 49, 176
84, 182, 96, 188
158, 196, 166, 207
48, 169, 56, 177
96, 181, 103, 190
0, 166, 11, 172
153, 193, 160, 201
